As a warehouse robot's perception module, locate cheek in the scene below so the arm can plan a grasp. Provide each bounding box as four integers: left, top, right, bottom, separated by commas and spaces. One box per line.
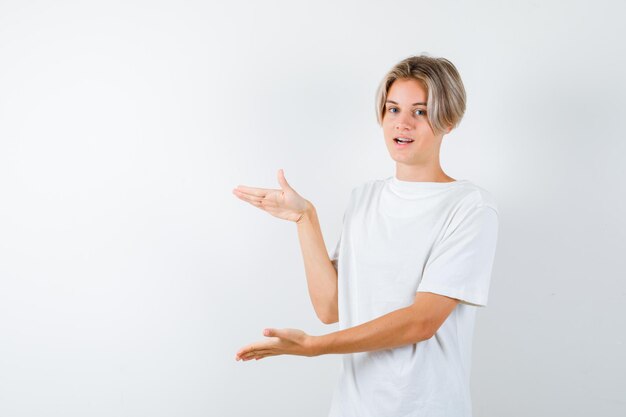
383, 125, 394, 138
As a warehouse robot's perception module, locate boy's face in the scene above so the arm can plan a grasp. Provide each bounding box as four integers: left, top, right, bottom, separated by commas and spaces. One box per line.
382, 78, 447, 167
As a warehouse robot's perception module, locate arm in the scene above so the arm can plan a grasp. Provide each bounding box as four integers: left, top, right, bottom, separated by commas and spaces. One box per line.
312, 291, 459, 354
296, 201, 339, 324
235, 291, 459, 361
232, 171, 338, 325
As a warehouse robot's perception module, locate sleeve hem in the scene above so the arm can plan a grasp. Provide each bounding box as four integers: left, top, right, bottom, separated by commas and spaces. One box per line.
417, 284, 488, 307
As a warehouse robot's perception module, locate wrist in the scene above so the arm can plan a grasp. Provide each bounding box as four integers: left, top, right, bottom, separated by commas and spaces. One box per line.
307, 334, 326, 357
296, 200, 315, 225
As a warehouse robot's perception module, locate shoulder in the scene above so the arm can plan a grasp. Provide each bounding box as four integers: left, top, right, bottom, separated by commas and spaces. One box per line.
353, 177, 385, 192
434, 182, 500, 238
439, 182, 500, 242
453, 181, 499, 216
348, 178, 386, 200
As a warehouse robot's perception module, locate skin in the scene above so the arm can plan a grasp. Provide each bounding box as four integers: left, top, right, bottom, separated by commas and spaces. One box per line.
383, 78, 455, 182
233, 78, 460, 362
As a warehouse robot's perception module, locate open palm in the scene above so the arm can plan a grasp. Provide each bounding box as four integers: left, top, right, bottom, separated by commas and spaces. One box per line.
232, 169, 309, 223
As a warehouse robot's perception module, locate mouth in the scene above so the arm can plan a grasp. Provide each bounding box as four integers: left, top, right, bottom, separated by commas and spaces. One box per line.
393, 137, 414, 147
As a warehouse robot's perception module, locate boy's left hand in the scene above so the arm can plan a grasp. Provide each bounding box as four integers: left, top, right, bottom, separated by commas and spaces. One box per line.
235, 328, 318, 361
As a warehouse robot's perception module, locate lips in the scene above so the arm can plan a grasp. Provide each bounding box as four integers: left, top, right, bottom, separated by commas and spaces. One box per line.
394, 137, 414, 144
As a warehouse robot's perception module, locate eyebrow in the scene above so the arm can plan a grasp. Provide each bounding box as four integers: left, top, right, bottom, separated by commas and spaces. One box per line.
385, 100, 427, 106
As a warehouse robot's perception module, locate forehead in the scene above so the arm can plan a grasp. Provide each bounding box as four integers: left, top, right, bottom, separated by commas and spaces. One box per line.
387, 78, 427, 102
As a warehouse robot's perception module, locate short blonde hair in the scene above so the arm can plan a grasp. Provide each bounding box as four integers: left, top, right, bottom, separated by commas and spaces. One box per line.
375, 54, 466, 135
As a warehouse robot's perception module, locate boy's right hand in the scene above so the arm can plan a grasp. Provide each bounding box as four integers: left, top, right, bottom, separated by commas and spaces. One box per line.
232, 169, 311, 224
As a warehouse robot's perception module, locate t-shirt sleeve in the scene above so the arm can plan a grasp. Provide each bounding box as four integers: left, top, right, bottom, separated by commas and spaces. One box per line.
329, 187, 355, 272
417, 204, 499, 307
330, 231, 341, 271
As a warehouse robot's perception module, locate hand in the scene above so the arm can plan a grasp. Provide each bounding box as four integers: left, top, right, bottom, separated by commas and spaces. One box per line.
232, 169, 310, 224
235, 328, 318, 362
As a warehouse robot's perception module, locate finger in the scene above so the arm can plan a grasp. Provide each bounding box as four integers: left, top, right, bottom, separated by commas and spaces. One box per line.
234, 192, 282, 212
241, 349, 274, 361
277, 169, 292, 191
234, 185, 277, 197
245, 349, 274, 357
236, 344, 270, 359
233, 188, 281, 206
256, 353, 278, 360
233, 191, 264, 206
264, 328, 285, 338
241, 349, 275, 360
235, 346, 253, 360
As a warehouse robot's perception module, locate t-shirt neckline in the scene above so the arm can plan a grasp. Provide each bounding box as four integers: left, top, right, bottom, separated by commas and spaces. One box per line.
386, 175, 467, 198
390, 174, 465, 187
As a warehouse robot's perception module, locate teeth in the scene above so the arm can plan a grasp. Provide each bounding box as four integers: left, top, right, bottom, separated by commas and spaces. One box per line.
396, 138, 413, 143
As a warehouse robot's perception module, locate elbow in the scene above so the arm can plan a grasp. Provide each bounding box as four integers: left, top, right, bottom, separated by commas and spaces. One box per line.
413, 317, 436, 342
318, 291, 339, 325
319, 311, 339, 325
421, 328, 435, 341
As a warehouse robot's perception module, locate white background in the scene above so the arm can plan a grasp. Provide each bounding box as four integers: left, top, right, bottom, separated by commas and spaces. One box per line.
1, 0, 625, 416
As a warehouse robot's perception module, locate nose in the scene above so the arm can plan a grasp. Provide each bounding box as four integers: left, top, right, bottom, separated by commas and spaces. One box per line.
394, 112, 413, 132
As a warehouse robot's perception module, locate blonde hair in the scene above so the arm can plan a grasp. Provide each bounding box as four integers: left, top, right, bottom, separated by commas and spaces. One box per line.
375, 54, 466, 135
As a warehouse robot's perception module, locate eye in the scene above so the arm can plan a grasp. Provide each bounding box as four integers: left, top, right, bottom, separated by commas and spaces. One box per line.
415, 109, 427, 116
388, 107, 398, 113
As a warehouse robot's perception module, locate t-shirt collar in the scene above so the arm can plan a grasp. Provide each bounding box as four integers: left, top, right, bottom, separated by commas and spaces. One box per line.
388, 174, 465, 196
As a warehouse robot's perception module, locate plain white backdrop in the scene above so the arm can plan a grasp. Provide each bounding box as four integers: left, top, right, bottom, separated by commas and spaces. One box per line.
1, 0, 625, 416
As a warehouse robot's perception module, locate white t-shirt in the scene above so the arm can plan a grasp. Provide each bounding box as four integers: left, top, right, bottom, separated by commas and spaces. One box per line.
327, 175, 499, 417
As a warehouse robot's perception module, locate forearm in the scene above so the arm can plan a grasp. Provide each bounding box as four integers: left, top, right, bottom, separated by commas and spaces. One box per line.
311, 305, 431, 355
296, 201, 338, 323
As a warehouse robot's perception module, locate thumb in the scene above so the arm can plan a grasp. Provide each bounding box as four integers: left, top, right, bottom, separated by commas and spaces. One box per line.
277, 169, 292, 191
264, 328, 282, 338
